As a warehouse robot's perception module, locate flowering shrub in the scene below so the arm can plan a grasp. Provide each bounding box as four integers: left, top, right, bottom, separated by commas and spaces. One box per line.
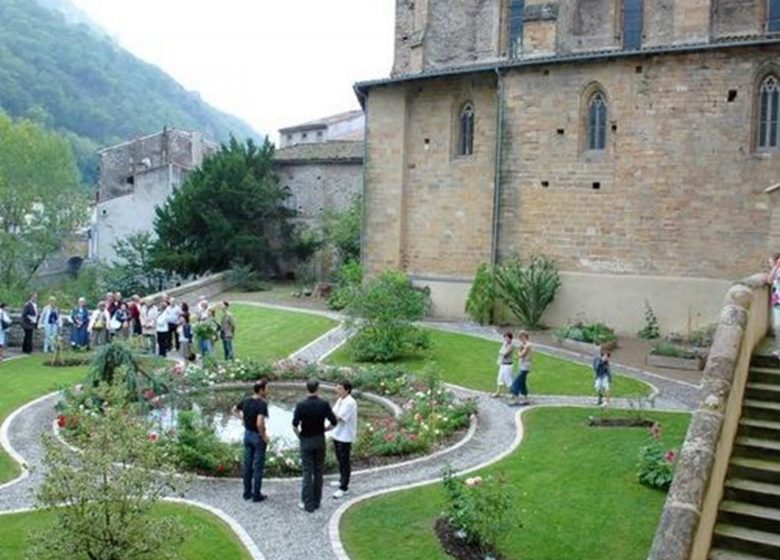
441, 467, 513, 555
164, 410, 237, 477
637, 422, 677, 490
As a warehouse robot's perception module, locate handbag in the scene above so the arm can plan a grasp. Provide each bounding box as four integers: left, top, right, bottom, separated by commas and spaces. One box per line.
109, 316, 122, 331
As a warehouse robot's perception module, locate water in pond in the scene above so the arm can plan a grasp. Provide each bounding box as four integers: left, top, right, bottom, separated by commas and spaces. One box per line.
150, 386, 391, 450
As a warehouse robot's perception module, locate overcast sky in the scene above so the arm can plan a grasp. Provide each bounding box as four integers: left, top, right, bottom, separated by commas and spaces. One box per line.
69, 0, 395, 142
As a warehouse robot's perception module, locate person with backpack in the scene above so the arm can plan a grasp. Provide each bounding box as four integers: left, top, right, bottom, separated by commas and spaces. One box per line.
593, 349, 612, 407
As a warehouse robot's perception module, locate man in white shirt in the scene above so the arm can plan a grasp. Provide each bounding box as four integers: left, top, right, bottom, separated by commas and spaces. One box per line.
330, 380, 358, 499
155, 301, 171, 357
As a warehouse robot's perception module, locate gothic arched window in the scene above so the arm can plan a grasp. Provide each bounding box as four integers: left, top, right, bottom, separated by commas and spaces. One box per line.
587, 92, 608, 151
458, 102, 475, 156
758, 75, 780, 149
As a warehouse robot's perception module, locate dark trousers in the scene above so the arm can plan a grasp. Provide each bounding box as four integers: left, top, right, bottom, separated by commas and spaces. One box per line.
510, 369, 530, 397
156, 331, 169, 357
222, 338, 234, 361
300, 435, 326, 511
333, 439, 352, 491
22, 328, 34, 354
243, 431, 266, 500
168, 323, 179, 351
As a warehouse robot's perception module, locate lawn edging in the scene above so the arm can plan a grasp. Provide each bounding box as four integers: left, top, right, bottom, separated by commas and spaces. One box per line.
0, 390, 61, 492
0, 499, 264, 560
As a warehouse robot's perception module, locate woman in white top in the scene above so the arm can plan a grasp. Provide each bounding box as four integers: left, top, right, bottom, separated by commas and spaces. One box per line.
40, 297, 63, 353
0, 302, 11, 361
140, 299, 159, 355
156, 301, 171, 357
492, 332, 515, 397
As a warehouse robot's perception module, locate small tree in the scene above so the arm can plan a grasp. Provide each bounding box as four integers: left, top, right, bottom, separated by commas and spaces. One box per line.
323, 194, 362, 264
345, 270, 431, 362
32, 381, 185, 560
88, 342, 165, 400
465, 264, 495, 325
495, 255, 561, 329
105, 232, 169, 296
638, 299, 661, 340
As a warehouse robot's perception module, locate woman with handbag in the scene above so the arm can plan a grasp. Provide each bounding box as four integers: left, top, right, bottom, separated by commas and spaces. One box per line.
88, 302, 110, 348
70, 298, 90, 350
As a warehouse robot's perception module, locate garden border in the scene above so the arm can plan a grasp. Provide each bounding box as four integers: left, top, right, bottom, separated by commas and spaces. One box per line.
50, 382, 478, 483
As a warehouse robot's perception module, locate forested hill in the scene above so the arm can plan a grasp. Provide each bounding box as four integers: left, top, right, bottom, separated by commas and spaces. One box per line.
0, 0, 261, 184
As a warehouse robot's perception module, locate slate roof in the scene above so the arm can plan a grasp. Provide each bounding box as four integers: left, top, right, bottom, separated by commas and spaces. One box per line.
274, 140, 363, 164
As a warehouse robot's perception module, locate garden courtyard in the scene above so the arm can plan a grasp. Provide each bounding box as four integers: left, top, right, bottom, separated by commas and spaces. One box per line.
0, 301, 700, 560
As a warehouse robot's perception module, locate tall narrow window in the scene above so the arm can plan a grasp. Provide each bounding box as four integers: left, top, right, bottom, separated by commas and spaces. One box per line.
769, 0, 780, 32
623, 0, 643, 50
758, 75, 780, 149
458, 103, 475, 156
588, 92, 608, 151
509, 0, 525, 58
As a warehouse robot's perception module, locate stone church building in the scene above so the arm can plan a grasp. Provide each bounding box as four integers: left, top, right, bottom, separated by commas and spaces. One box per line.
356, 0, 780, 333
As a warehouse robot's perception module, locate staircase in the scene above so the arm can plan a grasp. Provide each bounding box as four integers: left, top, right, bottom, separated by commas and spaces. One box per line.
709, 354, 780, 560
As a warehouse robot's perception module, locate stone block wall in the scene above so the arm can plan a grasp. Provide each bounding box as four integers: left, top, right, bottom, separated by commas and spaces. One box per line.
276, 162, 363, 226
498, 48, 780, 279
389, 0, 772, 76
364, 74, 498, 279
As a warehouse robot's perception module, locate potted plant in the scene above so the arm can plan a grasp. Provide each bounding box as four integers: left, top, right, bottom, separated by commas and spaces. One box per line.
553, 321, 618, 355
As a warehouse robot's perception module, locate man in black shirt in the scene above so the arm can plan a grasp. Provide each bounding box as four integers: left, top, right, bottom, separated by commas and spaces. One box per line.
292, 379, 337, 513
234, 379, 270, 502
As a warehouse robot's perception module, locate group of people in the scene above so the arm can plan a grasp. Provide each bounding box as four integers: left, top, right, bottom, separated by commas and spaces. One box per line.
234, 378, 357, 512
493, 330, 613, 406
0, 291, 237, 362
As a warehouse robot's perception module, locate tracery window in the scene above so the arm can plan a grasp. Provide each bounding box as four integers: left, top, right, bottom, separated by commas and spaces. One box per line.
758, 75, 780, 149
458, 102, 475, 156
587, 92, 608, 151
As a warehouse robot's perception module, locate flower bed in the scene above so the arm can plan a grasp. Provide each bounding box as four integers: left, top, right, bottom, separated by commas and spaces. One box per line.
553, 321, 617, 353
56, 358, 477, 478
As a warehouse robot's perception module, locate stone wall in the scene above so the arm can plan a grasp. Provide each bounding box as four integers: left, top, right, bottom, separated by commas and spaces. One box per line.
648, 273, 769, 560
389, 0, 771, 75
364, 74, 498, 278
498, 48, 780, 279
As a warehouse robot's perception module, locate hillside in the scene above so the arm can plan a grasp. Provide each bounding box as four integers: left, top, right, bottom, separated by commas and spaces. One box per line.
0, 0, 260, 184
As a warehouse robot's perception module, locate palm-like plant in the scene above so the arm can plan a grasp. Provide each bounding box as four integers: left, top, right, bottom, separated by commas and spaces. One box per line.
495, 255, 561, 329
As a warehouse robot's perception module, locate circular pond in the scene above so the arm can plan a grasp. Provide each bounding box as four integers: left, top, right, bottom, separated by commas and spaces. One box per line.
149, 385, 394, 450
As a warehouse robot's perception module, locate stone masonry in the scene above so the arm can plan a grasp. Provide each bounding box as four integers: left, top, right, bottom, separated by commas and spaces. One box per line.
359, 0, 780, 331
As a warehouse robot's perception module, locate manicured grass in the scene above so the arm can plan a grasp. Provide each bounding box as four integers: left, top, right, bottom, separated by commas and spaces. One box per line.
342, 407, 690, 560
231, 303, 337, 361
327, 328, 651, 397
0, 356, 88, 483
0, 502, 251, 559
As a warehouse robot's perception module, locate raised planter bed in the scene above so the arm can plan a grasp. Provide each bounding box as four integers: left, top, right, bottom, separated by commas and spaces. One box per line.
554, 336, 617, 355
646, 353, 704, 371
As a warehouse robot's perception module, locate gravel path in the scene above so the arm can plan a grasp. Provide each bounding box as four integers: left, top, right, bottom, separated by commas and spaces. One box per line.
0, 312, 700, 559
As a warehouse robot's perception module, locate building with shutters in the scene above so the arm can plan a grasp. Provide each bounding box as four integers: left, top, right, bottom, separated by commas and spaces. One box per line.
356, 0, 780, 334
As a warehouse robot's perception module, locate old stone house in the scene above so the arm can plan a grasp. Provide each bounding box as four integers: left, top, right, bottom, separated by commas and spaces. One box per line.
275, 112, 365, 278
93, 128, 217, 262
356, 0, 780, 333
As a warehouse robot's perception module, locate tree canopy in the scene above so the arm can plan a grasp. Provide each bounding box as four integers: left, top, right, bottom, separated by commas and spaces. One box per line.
153, 138, 299, 276
0, 112, 88, 290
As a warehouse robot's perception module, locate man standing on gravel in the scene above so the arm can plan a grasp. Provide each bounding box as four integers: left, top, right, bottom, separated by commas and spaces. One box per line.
293, 379, 337, 512
234, 379, 270, 502
330, 380, 357, 499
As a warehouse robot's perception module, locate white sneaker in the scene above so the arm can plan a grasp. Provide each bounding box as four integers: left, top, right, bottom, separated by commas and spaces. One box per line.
298, 502, 305, 510
329, 481, 340, 488
333, 489, 348, 499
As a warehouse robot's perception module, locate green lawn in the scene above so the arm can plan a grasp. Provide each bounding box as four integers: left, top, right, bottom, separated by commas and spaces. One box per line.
327, 328, 651, 397
342, 407, 690, 560
0, 502, 251, 559
231, 303, 337, 361
0, 356, 88, 483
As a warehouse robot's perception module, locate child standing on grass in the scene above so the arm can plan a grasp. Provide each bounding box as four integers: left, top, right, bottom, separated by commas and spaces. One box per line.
492, 332, 515, 398
510, 331, 532, 405
593, 349, 612, 407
